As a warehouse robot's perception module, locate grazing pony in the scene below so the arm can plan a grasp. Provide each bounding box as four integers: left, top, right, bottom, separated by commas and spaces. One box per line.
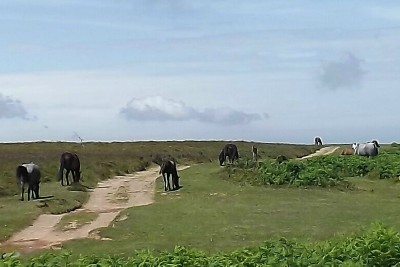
219, 143, 239, 166
314, 137, 323, 146
276, 155, 288, 164
58, 152, 81, 186
341, 148, 354, 156
252, 145, 258, 161
16, 163, 41, 201
159, 159, 180, 191
352, 140, 380, 157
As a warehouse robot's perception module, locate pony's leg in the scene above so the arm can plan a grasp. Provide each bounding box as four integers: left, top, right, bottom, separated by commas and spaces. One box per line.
71, 171, 76, 183
65, 170, 70, 185
166, 174, 170, 191
27, 185, 31, 201
172, 175, 179, 190
20, 182, 24, 201
60, 169, 64, 186
163, 174, 168, 191
167, 173, 172, 191
74, 171, 79, 182
172, 175, 176, 190
32, 182, 39, 199
35, 185, 40, 199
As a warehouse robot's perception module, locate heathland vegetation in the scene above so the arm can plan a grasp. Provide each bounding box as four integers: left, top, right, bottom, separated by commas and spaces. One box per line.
2, 141, 400, 266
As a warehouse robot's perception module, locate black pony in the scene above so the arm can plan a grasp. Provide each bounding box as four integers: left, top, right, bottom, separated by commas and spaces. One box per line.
276, 155, 288, 164
58, 152, 81, 186
314, 137, 323, 146
159, 159, 180, 191
16, 163, 41, 201
219, 143, 239, 166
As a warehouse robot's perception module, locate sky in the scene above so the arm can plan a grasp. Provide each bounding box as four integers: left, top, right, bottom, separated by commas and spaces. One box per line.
1, 1, 399, 144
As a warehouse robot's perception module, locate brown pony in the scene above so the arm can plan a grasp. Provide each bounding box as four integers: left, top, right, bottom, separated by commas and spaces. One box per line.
251, 145, 258, 161
341, 148, 353, 155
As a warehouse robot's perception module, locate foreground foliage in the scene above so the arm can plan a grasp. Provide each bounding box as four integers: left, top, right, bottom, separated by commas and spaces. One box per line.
1, 224, 400, 266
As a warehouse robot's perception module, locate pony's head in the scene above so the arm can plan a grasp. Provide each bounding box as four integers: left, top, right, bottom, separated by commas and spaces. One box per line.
218, 150, 225, 166
371, 140, 380, 148
352, 143, 358, 151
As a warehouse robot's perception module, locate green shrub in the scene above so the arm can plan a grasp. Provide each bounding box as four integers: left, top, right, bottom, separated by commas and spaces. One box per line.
224, 151, 400, 188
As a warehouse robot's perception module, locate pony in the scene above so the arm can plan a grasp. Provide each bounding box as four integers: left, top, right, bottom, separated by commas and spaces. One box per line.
314, 137, 323, 146
251, 145, 258, 161
58, 152, 81, 186
276, 155, 288, 164
340, 148, 354, 156
159, 159, 180, 191
352, 140, 380, 157
16, 163, 41, 201
219, 143, 239, 166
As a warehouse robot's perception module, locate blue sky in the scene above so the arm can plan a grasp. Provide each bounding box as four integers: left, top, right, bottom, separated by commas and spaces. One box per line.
0, 1, 399, 143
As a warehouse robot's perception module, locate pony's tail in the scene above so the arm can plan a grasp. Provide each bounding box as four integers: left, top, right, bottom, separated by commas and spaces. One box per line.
16, 165, 27, 183
57, 162, 64, 181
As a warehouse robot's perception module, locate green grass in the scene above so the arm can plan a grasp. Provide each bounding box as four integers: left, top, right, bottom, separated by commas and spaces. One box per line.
35, 183, 89, 214
0, 198, 42, 241
53, 162, 400, 257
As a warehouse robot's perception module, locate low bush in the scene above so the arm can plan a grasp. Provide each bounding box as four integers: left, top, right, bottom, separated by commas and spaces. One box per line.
224, 151, 400, 188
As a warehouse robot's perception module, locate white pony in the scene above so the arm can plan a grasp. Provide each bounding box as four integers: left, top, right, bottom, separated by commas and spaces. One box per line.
16, 162, 41, 201
352, 140, 380, 157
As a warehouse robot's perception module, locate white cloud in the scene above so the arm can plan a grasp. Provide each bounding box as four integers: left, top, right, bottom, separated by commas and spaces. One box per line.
0, 93, 32, 120
120, 96, 193, 121
120, 96, 266, 125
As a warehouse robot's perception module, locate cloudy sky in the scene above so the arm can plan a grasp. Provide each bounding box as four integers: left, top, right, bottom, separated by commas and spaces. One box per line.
1, 1, 399, 144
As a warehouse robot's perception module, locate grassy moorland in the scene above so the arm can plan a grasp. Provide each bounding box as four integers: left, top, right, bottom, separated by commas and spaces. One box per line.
0, 141, 316, 242
55, 149, 400, 257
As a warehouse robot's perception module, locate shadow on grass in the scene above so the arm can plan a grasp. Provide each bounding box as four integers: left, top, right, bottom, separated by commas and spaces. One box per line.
170, 186, 183, 191
36, 195, 54, 200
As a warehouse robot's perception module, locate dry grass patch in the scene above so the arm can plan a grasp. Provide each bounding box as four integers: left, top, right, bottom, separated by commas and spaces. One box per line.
56, 211, 98, 231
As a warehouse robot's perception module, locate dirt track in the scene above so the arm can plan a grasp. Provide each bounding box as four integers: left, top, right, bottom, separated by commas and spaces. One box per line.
300, 146, 340, 159
2, 165, 189, 253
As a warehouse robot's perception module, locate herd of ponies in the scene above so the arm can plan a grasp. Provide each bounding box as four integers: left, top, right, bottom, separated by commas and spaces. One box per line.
16, 137, 381, 201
